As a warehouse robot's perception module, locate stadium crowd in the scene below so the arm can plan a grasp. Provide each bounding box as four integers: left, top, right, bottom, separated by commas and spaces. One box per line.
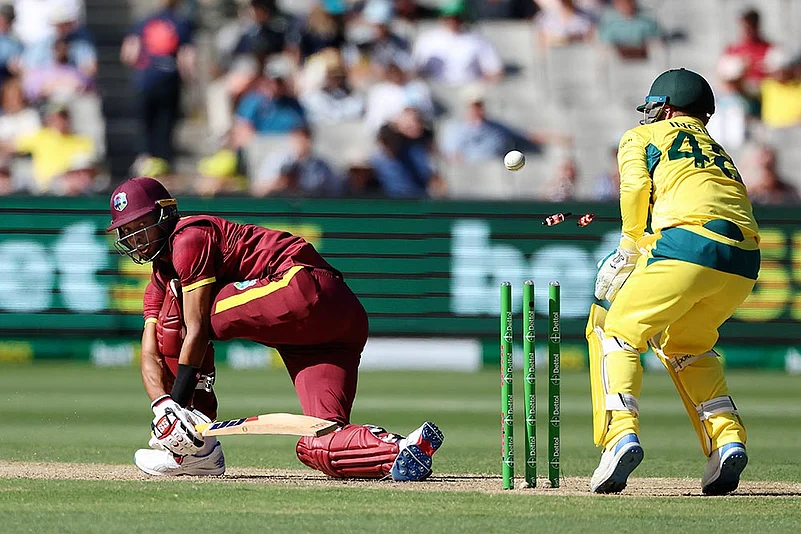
0, 0, 100, 195
0, 0, 799, 203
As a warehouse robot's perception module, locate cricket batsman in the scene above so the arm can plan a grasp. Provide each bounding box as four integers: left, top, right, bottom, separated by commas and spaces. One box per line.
107, 177, 443, 480
587, 68, 760, 495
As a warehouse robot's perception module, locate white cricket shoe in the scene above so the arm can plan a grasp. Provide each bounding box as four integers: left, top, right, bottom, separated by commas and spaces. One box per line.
134, 438, 225, 476
590, 433, 643, 493
701, 442, 747, 495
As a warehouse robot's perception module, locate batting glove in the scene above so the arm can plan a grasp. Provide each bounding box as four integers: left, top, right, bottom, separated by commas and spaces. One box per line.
594, 236, 640, 303
150, 395, 205, 456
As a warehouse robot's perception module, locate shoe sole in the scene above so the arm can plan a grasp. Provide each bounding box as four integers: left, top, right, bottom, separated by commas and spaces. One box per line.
391, 422, 444, 482
702, 452, 747, 496
593, 445, 644, 494
135, 463, 225, 477
135, 463, 171, 477
392, 444, 434, 481
420, 422, 444, 454
134, 444, 226, 477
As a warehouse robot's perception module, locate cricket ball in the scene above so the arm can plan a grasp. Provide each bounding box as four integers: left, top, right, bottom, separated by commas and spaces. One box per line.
504, 150, 526, 171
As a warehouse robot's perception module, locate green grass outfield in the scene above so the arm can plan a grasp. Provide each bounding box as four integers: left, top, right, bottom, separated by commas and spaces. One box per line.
1, 364, 800, 533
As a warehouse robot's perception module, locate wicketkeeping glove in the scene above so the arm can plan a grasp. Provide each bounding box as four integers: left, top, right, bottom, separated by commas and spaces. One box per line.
594, 236, 640, 303
150, 395, 205, 456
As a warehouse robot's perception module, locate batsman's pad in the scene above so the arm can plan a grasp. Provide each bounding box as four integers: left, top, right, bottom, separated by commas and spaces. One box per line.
649, 336, 740, 457
296, 424, 400, 478
587, 302, 640, 447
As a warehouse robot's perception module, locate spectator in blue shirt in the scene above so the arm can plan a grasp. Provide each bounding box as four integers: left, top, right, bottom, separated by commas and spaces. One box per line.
252, 125, 342, 197
371, 108, 444, 197
598, 0, 662, 60
24, 5, 97, 78
121, 0, 195, 167
441, 85, 543, 163
234, 66, 307, 139
0, 5, 22, 87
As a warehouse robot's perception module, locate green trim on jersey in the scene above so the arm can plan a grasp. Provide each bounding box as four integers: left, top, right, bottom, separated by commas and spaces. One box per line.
645, 143, 662, 177
647, 227, 760, 280
703, 219, 745, 241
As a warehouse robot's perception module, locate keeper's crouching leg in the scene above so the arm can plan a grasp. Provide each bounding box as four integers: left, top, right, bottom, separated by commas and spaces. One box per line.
296, 424, 400, 478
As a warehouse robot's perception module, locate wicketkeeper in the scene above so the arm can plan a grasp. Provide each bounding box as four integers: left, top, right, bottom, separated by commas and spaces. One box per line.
587, 68, 760, 495
107, 177, 443, 480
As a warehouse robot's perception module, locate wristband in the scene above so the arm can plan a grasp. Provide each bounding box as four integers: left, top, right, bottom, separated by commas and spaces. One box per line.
171, 364, 201, 407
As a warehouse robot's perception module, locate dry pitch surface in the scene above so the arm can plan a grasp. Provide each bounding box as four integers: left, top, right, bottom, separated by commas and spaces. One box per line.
2, 460, 800, 498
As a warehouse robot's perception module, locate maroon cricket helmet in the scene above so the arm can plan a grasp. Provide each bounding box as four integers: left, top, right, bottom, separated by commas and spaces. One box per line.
107, 177, 175, 231
107, 177, 179, 264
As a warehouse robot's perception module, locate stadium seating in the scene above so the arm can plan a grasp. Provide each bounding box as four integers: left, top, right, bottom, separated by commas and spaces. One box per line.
96, 0, 801, 199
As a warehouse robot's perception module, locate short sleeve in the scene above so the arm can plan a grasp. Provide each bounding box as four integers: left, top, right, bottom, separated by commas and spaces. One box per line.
171, 225, 218, 292
143, 276, 166, 322
14, 131, 39, 154
235, 92, 260, 123
69, 40, 97, 68
476, 38, 503, 76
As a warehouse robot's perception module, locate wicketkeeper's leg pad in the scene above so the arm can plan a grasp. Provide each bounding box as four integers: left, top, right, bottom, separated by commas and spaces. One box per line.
296, 424, 400, 478
650, 336, 745, 456
587, 303, 642, 450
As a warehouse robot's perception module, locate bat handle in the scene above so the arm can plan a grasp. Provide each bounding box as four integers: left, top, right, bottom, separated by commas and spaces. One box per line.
195, 423, 211, 435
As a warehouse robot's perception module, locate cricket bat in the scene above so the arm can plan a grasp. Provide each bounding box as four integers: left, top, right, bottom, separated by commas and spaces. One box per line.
195, 413, 338, 438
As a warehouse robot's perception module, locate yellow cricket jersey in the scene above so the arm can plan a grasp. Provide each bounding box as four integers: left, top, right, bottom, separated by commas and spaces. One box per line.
617, 116, 760, 279
15, 128, 95, 192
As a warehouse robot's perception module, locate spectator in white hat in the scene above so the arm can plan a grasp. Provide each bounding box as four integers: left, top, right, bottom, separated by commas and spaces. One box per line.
23, 2, 96, 77
412, 0, 503, 85
13, 0, 83, 46
364, 61, 433, 131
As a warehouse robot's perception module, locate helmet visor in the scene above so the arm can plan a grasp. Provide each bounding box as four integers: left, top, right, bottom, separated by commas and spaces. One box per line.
112, 203, 176, 264
638, 95, 668, 125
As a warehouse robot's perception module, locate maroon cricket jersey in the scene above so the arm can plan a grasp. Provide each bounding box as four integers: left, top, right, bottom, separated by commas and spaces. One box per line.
143, 215, 339, 317
143, 280, 164, 321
